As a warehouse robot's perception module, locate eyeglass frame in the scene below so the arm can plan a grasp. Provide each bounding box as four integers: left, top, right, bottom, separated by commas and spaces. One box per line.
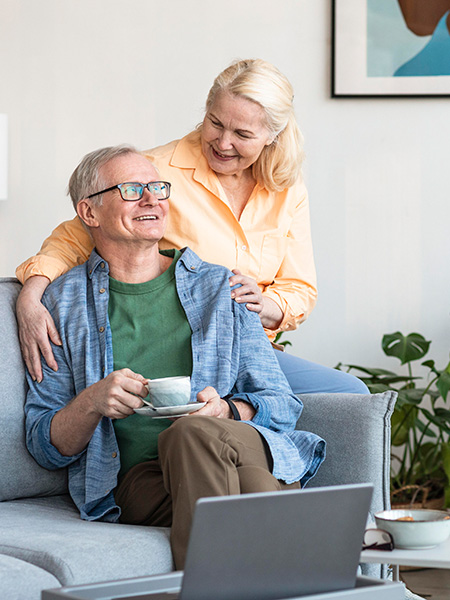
86, 181, 171, 202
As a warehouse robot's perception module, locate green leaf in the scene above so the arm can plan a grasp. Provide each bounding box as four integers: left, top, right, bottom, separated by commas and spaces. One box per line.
382, 332, 431, 365
437, 369, 450, 402
367, 383, 390, 394
442, 442, 450, 483
391, 406, 417, 445
421, 408, 450, 434
396, 389, 423, 406
340, 365, 399, 377
415, 418, 436, 437
434, 407, 450, 422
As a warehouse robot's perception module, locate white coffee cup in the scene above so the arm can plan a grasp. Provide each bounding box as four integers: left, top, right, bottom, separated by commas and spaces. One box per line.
146, 376, 191, 407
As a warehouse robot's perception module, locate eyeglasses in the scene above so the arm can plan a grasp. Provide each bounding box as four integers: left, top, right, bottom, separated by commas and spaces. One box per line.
362, 529, 394, 552
87, 181, 171, 202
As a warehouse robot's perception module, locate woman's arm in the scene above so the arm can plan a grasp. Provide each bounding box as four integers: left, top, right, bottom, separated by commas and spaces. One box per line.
229, 179, 317, 336
260, 179, 317, 337
16, 216, 93, 283
15, 216, 93, 380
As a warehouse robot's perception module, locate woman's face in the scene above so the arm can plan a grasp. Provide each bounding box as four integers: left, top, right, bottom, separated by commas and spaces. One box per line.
201, 91, 273, 177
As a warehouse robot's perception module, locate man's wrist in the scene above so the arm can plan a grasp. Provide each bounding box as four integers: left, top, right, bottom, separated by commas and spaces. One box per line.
222, 396, 241, 421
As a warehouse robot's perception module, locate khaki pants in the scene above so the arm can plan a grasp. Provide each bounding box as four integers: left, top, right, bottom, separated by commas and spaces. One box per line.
114, 416, 300, 569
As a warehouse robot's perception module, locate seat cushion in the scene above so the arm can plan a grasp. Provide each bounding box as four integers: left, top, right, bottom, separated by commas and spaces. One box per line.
0, 495, 173, 586
0, 553, 60, 600
0, 277, 68, 501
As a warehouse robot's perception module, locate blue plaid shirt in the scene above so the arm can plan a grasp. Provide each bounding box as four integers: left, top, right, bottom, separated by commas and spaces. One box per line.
25, 248, 325, 522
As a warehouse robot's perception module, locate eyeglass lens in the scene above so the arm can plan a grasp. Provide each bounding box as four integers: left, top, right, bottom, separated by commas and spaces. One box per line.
119, 182, 170, 201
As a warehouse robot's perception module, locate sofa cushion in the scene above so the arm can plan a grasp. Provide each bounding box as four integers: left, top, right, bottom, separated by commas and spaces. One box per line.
0, 495, 173, 586
0, 277, 68, 501
0, 553, 60, 600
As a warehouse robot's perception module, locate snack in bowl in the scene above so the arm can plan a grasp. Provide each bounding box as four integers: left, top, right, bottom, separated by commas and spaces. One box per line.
145, 376, 191, 408
375, 509, 450, 549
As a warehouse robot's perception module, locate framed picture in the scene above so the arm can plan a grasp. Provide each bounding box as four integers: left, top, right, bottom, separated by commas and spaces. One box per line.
332, 0, 450, 97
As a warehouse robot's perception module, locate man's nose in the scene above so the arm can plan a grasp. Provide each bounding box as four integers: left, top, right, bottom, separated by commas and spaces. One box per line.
140, 187, 160, 206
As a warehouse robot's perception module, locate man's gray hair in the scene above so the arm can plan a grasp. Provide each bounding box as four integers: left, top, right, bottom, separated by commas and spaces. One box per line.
67, 144, 140, 210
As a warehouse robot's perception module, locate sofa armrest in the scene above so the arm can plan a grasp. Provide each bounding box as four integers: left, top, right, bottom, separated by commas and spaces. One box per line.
296, 391, 397, 517
296, 391, 397, 579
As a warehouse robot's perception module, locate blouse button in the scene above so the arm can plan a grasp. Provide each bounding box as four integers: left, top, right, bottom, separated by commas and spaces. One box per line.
241, 245, 247, 251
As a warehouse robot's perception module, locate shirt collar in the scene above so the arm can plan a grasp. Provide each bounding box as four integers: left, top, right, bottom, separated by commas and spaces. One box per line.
86, 246, 203, 279
87, 248, 109, 279
170, 132, 224, 198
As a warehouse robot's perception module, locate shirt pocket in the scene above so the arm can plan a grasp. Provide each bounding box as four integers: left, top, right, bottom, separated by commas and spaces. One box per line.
258, 235, 289, 284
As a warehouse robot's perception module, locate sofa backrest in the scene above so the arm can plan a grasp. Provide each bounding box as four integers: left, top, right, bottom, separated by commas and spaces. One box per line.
0, 277, 68, 501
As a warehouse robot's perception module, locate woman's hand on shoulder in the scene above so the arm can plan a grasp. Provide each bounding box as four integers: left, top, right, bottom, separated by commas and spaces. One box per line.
16, 276, 61, 382
229, 269, 283, 330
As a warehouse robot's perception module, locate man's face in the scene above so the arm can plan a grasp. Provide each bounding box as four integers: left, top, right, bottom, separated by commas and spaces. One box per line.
89, 153, 169, 246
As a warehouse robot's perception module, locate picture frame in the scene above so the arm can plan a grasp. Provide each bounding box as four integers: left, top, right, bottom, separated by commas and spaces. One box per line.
332, 0, 450, 98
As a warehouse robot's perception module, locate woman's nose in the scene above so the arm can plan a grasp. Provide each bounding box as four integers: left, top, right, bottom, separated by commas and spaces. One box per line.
216, 130, 233, 150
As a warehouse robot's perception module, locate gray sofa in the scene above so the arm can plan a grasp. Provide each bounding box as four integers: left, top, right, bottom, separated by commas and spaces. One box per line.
0, 277, 396, 600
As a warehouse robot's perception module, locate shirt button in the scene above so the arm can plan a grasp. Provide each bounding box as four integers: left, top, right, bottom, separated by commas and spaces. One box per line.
101, 262, 105, 269
99, 326, 105, 333
191, 265, 196, 270
99, 288, 106, 294
112, 452, 117, 458
241, 245, 247, 251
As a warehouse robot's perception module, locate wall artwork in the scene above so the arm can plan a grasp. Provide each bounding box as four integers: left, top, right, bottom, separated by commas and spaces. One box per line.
332, 0, 450, 97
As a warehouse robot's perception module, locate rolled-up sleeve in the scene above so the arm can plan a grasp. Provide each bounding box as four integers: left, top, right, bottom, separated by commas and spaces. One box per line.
16, 217, 93, 284
262, 179, 317, 338
25, 342, 84, 470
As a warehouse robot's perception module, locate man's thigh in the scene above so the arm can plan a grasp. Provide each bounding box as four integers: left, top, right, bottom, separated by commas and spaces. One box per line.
115, 459, 172, 527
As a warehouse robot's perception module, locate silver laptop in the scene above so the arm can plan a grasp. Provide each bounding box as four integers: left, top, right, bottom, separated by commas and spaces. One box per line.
120, 483, 373, 600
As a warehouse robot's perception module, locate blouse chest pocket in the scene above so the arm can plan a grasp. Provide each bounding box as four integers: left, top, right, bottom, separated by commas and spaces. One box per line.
258, 235, 289, 285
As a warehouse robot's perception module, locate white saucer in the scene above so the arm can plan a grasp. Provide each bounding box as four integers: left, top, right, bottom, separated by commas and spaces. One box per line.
134, 402, 206, 418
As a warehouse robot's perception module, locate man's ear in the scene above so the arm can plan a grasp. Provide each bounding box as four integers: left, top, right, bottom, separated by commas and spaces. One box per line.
77, 199, 100, 229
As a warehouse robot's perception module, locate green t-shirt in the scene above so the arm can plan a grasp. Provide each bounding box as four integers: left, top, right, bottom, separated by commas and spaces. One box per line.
109, 250, 192, 479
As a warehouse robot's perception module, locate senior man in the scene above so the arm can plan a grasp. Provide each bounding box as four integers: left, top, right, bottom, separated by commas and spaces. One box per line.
25, 145, 325, 569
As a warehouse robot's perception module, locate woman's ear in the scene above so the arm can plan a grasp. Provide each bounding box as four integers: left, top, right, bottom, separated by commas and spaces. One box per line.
77, 199, 100, 229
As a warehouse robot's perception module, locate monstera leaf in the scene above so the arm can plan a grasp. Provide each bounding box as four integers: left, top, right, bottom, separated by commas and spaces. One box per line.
382, 332, 430, 365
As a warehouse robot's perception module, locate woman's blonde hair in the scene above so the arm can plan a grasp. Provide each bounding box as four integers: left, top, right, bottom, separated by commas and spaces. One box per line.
201, 59, 304, 191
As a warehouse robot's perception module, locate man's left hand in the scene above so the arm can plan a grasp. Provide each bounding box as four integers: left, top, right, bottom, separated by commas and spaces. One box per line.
189, 386, 256, 421
192, 386, 231, 418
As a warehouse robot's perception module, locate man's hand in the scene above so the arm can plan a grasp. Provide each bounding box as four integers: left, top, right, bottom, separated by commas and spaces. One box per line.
50, 368, 148, 456
189, 386, 256, 421
192, 386, 232, 418
83, 369, 149, 419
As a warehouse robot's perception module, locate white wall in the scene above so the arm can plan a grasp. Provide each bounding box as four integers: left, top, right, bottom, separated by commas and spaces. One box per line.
1, 0, 449, 372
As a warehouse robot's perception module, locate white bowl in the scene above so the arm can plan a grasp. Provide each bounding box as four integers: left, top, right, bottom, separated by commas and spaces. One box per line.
375, 509, 450, 549
146, 376, 191, 407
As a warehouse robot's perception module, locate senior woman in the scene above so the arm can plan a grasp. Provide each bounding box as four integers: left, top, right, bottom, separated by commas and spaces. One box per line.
16, 58, 367, 394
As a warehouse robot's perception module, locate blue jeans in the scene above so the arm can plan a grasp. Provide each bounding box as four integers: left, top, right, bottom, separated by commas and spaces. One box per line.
274, 350, 369, 395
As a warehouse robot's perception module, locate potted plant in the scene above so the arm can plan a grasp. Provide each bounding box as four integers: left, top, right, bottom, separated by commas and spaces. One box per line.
336, 332, 450, 508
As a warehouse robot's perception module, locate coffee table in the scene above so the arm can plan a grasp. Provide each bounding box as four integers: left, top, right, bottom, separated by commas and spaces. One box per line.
361, 529, 450, 581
